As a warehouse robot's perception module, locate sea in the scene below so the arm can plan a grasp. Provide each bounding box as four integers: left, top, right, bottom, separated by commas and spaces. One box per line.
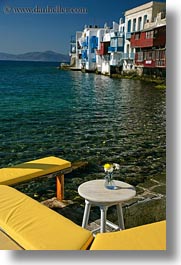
0, 61, 166, 200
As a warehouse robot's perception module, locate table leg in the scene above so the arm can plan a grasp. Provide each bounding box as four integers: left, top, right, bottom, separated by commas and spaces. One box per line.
82, 200, 91, 228
100, 205, 108, 233
117, 203, 125, 230
56, 174, 64, 201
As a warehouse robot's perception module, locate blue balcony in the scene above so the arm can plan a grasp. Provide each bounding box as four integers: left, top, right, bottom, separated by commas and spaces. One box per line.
82, 41, 88, 48
116, 47, 124, 52
90, 36, 98, 49
108, 46, 124, 53
108, 47, 115, 52
81, 50, 88, 60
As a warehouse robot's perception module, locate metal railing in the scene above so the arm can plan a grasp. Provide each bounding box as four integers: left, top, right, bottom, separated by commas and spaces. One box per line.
122, 53, 135, 59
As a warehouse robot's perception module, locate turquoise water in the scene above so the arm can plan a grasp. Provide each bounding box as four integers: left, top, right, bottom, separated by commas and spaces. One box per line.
0, 61, 166, 193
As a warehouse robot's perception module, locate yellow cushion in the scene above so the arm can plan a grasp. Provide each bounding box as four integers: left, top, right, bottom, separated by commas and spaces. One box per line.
90, 221, 166, 250
0, 230, 23, 250
0, 185, 93, 250
0, 156, 71, 185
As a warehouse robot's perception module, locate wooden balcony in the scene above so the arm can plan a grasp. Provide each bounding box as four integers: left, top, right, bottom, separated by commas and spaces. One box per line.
96, 42, 110, 55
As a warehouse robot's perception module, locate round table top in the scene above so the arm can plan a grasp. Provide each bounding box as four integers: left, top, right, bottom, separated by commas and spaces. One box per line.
78, 179, 136, 205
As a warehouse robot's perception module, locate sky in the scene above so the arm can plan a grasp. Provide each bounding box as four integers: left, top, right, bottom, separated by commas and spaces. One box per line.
0, 0, 166, 55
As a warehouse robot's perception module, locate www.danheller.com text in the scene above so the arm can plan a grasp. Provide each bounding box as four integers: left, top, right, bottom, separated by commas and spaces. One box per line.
3, 5, 88, 15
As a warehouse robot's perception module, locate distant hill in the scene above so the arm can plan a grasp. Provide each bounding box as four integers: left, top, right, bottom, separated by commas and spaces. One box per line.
0, 50, 69, 62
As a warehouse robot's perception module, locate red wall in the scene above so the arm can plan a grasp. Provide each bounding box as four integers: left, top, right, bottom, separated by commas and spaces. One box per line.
97, 42, 110, 55
135, 50, 166, 68
131, 26, 166, 48
131, 33, 153, 48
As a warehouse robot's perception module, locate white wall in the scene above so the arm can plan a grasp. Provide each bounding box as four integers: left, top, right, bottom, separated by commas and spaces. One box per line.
101, 58, 110, 75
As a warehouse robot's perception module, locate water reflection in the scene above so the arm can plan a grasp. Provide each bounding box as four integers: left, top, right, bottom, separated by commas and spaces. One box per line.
0, 65, 166, 187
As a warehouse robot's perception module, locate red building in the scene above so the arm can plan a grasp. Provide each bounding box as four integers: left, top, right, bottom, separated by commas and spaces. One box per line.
130, 23, 166, 76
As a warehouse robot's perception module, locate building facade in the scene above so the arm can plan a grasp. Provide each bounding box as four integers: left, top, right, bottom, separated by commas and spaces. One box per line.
69, 32, 82, 69
69, 1, 166, 77
123, 1, 166, 72
131, 11, 166, 76
78, 25, 105, 72
108, 19, 125, 75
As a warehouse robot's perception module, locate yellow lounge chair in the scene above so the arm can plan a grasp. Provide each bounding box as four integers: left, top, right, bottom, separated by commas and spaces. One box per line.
0, 156, 71, 186
0, 185, 93, 250
0, 184, 166, 250
0, 156, 71, 200
90, 220, 166, 250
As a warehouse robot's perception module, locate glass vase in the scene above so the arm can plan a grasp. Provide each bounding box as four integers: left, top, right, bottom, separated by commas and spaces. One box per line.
104, 178, 116, 190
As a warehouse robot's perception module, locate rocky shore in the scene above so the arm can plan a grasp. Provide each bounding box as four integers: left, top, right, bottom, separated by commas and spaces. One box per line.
60, 65, 166, 89
110, 72, 166, 89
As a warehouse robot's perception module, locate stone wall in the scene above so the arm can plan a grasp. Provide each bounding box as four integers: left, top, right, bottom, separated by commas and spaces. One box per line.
108, 173, 166, 228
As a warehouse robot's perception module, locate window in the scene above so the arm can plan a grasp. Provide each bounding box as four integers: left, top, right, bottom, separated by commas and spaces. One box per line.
152, 51, 155, 60
126, 44, 129, 54
156, 50, 165, 60
154, 29, 158, 38
122, 26, 125, 33
143, 15, 148, 25
133, 18, 136, 32
137, 52, 143, 61
138, 17, 142, 31
144, 51, 151, 60
117, 37, 123, 47
110, 37, 123, 48
144, 51, 154, 60
146, 31, 154, 39
127, 20, 131, 32
110, 38, 116, 47
135, 33, 140, 40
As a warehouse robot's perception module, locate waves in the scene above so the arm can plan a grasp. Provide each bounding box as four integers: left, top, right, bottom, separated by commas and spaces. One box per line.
0, 61, 166, 184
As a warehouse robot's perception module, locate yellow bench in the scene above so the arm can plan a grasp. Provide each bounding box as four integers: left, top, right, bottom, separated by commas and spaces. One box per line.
0, 156, 71, 200
0, 230, 23, 250
0, 185, 93, 250
90, 220, 166, 250
0, 185, 166, 251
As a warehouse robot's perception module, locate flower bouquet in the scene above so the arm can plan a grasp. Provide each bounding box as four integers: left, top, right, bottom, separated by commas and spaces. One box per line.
103, 163, 120, 190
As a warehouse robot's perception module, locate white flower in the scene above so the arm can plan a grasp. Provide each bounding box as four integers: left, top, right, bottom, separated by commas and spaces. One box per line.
113, 163, 120, 170
104, 163, 120, 173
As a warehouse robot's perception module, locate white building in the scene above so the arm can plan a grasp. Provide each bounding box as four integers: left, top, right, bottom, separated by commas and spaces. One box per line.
69, 32, 82, 69
96, 23, 111, 75
69, 1, 166, 76
96, 19, 125, 75
78, 25, 105, 72
108, 19, 125, 74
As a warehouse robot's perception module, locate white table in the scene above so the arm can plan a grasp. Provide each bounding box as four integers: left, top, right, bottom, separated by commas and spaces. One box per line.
78, 179, 136, 233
